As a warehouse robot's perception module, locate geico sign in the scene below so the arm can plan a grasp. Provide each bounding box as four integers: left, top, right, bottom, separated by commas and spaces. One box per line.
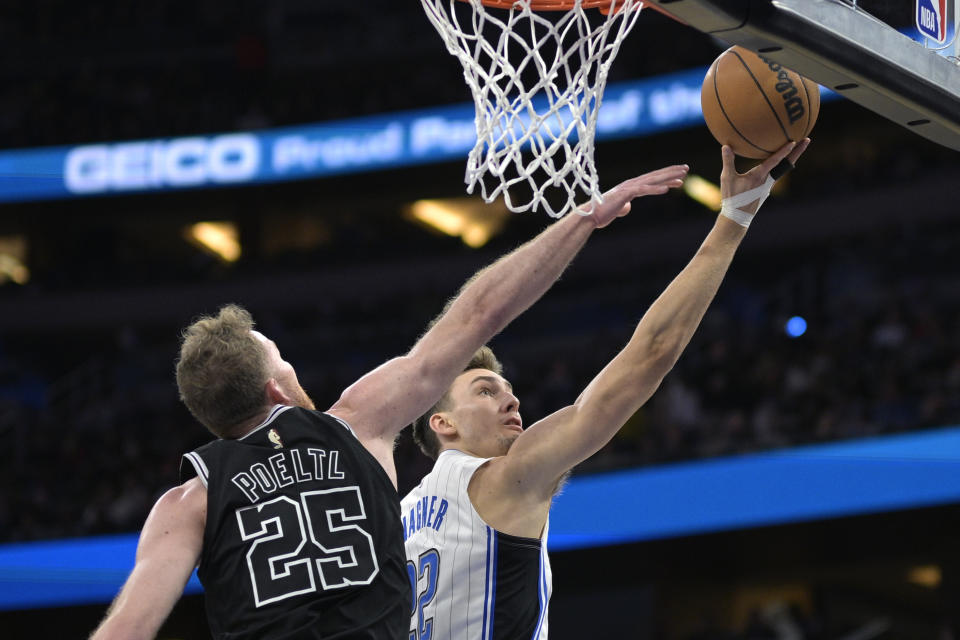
65, 134, 261, 194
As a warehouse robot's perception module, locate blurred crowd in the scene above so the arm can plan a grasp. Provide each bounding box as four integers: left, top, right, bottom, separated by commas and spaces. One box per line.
0, 0, 720, 151
0, 1, 914, 151
3, 206, 960, 544
684, 600, 827, 640
1, 1, 464, 150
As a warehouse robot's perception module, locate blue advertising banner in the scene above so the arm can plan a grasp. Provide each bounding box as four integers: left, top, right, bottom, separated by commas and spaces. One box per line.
2, 425, 959, 610
549, 425, 960, 550
0, 67, 715, 204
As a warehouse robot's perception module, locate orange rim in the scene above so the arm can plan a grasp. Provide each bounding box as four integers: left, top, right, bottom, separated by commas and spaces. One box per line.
475, 0, 630, 11
472, 1, 679, 20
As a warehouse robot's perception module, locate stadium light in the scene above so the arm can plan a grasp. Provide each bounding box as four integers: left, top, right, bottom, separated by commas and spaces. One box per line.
0, 236, 29, 285
186, 222, 241, 262
682, 174, 722, 211
406, 198, 508, 248
786, 316, 807, 337
908, 565, 941, 588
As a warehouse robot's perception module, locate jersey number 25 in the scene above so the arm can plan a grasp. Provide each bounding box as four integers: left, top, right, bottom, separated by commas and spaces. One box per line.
236, 486, 379, 607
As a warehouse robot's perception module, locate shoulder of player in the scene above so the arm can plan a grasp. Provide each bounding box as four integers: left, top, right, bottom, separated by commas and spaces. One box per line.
135, 478, 206, 566
154, 477, 207, 520
467, 454, 541, 502
472, 414, 572, 500
467, 457, 550, 538
323, 404, 380, 442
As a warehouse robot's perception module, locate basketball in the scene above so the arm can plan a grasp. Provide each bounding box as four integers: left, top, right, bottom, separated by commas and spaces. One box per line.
701, 46, 820, 159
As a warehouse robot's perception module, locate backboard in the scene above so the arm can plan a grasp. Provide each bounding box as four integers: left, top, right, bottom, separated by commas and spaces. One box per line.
647, 0, 960, 152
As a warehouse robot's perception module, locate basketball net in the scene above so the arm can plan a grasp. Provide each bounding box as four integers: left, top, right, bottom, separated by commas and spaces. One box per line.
422, 0, 644, 217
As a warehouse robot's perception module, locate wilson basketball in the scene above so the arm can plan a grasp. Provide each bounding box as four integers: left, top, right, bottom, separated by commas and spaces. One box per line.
701, 46, 820, 159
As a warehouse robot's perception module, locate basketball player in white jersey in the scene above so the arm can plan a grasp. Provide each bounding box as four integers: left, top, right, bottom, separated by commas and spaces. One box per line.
402, 139, 811, 640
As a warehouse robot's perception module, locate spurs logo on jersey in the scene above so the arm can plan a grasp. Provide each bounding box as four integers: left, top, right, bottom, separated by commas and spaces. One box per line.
401, 450, 551, 640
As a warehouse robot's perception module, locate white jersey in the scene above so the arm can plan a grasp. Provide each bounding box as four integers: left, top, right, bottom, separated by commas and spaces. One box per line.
401, 449, 552, 640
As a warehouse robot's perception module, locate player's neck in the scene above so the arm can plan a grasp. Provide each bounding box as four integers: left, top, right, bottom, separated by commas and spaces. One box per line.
230, 405, 278, 439
438, 444, 485, 459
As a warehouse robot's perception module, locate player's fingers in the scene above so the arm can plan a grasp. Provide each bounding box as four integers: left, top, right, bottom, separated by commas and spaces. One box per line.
635, 164, 689, 184
647, 164, 689, 177
650, 179, 684, 193
640, 175, 686, 194
647, 172, 688, 193
720, 145, 735, 177
787, 138, 811, 165
619, 168, 686, 197
758, 141, 796, 175
607, 167, 687, 204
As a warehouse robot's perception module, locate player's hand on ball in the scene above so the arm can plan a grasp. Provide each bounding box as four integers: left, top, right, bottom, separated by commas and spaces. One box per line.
721, 138, 810, 215
578, 164, 689, 228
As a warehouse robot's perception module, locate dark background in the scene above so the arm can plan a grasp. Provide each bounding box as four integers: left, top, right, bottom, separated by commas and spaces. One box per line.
1, 1, 958, 637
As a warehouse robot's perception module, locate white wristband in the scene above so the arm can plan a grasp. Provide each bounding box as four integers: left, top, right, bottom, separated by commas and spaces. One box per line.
720, 206, 756, 227
720, 176, 775, 228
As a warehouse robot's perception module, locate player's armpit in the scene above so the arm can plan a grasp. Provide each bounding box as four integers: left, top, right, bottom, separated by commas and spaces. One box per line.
329, 350, 466, 442
466, 456, 554, 539
89, 478, 206, 640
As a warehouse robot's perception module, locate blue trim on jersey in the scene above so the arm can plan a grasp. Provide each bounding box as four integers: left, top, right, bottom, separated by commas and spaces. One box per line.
531, 548, 546, 640
481, 527, 492, 640
490, 532, 498, 638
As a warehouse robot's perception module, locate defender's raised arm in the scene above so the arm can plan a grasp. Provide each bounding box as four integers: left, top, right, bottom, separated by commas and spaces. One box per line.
329, 165, 689, 447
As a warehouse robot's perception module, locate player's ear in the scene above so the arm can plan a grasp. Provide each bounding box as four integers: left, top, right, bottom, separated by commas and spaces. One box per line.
265, 378, 293, 405
429, 412, 457, 437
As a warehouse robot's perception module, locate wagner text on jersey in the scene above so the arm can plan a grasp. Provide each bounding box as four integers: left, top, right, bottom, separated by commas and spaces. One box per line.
403, 495, 449, 540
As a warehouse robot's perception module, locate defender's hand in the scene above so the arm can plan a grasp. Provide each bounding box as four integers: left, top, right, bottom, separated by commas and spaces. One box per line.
578, 164, 689, 228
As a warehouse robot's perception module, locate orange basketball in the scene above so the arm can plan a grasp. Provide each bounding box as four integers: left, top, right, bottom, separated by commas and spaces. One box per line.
701, 46, 820, 159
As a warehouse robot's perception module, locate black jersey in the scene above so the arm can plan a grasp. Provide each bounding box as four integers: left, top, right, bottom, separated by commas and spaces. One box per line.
181, 405, 409, 640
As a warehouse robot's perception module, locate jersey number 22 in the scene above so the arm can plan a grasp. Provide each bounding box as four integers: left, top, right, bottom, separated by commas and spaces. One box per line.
407, 549, 439, 640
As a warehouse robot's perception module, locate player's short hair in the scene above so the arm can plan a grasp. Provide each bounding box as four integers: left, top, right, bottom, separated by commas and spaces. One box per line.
412, 346, 503, 460
176, 304, 269, 438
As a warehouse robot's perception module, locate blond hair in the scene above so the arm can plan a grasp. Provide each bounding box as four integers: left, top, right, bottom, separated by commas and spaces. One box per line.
175, 304, 269, 438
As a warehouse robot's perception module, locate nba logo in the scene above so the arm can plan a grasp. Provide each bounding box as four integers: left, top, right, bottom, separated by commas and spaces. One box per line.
916, 0, 948, 43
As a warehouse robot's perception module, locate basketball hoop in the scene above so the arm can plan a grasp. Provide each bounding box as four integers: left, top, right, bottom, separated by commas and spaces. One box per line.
421, 0, 645, 217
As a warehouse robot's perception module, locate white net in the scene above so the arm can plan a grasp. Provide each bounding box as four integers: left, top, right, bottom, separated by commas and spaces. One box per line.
422, 0, 644, 217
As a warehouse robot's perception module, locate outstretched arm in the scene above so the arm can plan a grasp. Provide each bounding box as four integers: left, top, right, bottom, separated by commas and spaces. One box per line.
495, 140, 811, 498
330, 165, 689, 443
90, 479, 205, 640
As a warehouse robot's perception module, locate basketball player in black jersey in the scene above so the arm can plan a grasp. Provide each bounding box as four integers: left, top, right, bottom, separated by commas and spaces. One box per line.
88, 164, 690, 640
405, 141, 810, 640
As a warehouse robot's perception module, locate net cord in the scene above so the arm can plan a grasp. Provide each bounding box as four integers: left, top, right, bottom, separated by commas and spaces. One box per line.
422, 0, 643, 217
